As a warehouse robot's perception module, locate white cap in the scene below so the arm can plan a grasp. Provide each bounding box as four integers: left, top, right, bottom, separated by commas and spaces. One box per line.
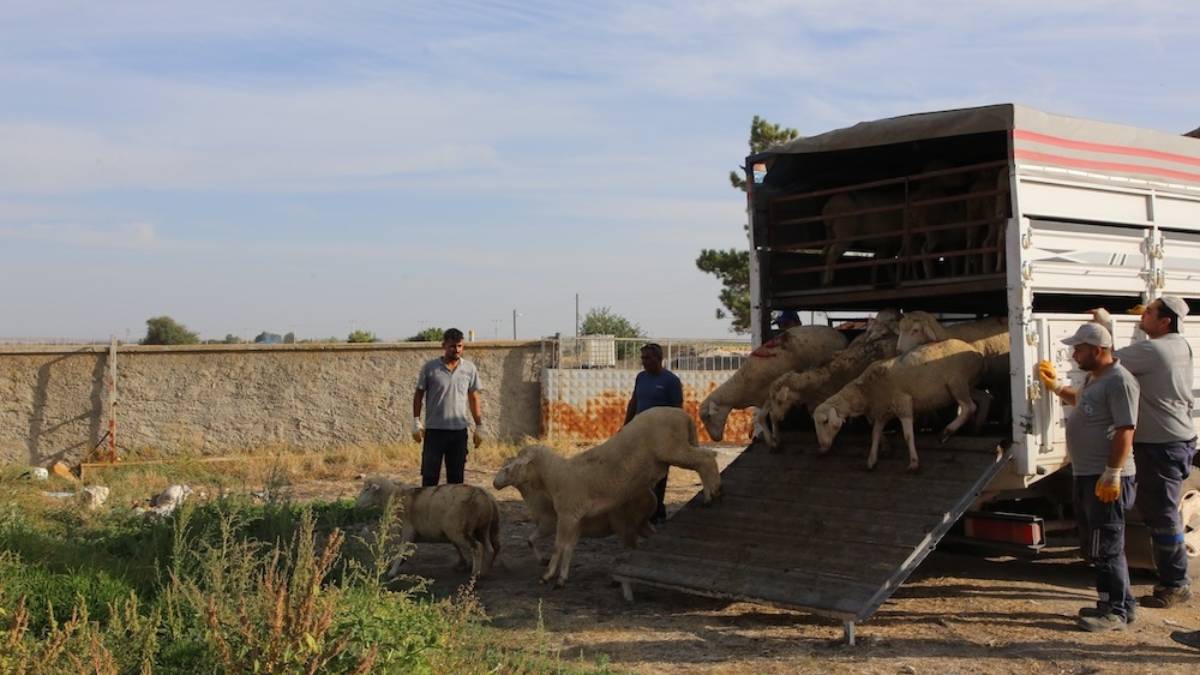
1160, 295, 1190, 319
1062, 322, 1113, 348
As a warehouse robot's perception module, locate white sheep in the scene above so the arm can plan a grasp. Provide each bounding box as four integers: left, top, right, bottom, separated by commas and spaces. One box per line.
493, 455, 656, 563
355, 476, 501, 579
896, 311, 1009, 378
700, 324, 847, 441
759, 309, 902, 448
821, 187, 906, 286
812, 338, 986, 472
495, 406, 720, 587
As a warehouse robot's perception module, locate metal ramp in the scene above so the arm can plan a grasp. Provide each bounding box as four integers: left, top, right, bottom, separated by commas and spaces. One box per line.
613, 432, 1011, 638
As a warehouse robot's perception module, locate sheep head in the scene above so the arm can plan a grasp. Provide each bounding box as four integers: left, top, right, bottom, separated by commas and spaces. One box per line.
897, 311, 945, 353
355, 475, 400, 510
493, 445, 546, 490
812, 403, 846, 451
699, 398, 732, 442
864, 308, 902, 342
762, 373, 806, 448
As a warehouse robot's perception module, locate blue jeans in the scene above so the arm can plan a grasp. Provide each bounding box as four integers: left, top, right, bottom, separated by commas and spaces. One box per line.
1134, 438, 1197, 589
1075, 474, 1138, 620
421, 429, 468, 486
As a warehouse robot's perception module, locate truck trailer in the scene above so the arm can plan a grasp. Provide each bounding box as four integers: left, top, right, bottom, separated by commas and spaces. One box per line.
615, 104, 1200, 639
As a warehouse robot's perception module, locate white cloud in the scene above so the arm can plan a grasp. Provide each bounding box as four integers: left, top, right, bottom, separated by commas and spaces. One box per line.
0, 221, 160, 249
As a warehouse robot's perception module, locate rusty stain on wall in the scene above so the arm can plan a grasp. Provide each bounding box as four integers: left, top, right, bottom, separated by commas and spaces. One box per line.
542, 381, 755, 444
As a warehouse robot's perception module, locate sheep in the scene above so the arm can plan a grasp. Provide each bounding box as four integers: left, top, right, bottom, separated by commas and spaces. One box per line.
355, 476, 501, 579
494, 455, 656, 563
972, 166, 1011, 274
699, 324, 847, 441
759, 309, 902, 448
821, 187, 906, 286
495, 406, 720, 587
812, 338, 986, 472
913, 166, 973, 279
896, 311, 1009, 379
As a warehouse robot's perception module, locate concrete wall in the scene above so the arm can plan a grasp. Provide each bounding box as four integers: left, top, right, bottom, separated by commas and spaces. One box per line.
0, 342, 546, 466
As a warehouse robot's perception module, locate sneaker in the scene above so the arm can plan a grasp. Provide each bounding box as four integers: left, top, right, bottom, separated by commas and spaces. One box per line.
1171, 630, 1200, 651
1079, 605, 1137, 625
1079, 612, 1127, 632
1141, 585, 1191, 609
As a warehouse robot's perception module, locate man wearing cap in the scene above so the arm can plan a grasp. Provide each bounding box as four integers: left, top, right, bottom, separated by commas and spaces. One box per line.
775, 310, 802, 331
1038, 322, 1141, 631
1090, 296, 1196, 609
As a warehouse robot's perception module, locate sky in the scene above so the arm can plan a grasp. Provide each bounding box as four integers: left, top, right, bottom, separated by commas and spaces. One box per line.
2, 1, 1199, 342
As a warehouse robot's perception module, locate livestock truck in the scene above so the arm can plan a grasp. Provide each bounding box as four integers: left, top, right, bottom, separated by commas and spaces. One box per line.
615, 104, 1200, 636
748, 103, 1200, 569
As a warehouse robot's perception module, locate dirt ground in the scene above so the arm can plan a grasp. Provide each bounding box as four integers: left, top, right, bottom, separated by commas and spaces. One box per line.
303, 449, 1200, 674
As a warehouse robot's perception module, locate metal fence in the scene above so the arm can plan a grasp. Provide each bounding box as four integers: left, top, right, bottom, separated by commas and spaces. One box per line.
547, 336, 751, 371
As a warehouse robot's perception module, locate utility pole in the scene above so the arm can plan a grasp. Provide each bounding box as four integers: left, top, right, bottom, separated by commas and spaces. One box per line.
575, 293, 580, 338
512, 309, 518, 340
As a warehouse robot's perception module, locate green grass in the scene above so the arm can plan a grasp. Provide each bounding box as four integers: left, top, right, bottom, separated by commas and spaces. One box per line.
0, 478, 615, 674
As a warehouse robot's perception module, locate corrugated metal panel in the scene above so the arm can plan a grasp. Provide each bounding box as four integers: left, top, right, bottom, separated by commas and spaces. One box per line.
541, 368, 756, 443
614, 432, 1011, 622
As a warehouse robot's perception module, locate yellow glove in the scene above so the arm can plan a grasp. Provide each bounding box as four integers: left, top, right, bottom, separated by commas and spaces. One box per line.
1095, 466, 1122, 503
1127, 304, 1146, 316
1036, 360, 1059, 393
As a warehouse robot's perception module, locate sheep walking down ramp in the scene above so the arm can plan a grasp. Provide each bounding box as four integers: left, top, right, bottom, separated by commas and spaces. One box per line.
700, 325, 847, 442
500, 406, 721, 587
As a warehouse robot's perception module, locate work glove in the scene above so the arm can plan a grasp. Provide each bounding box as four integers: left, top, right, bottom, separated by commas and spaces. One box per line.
1036, 360, 1059, 393
411, 416, 424, 443
1089, 308, 1113, 324
1127, 304, 1146, 316
1095, 466, 1122, 503
473, 424, 487, 449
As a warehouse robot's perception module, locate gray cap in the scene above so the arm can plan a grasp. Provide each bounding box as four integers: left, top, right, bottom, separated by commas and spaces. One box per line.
1062, 322, 1113, 348
1160, 295, 1190, 319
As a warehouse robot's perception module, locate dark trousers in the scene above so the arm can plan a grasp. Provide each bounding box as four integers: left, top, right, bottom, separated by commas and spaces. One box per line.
421, 429, 468, 487
1075, 475, 1138, 619
1134, 439, 1197, 589
653, 471, 668, 522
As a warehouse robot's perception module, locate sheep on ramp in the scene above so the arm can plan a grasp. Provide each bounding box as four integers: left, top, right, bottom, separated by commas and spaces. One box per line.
493, 456, 656, 563
812, 338, 986, 472
759, 309, 901, 449
699, 324, 846, 441
356, 476, 501, 579
500, 406, 720, 587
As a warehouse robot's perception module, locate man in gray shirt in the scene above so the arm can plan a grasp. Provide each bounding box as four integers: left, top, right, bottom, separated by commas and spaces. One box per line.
412, 328, 484, 486
1038, 322, 1140, 631
1094, 296, 1196, 608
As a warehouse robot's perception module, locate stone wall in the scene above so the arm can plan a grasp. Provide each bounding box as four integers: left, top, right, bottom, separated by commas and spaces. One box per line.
0, 342, 546, 466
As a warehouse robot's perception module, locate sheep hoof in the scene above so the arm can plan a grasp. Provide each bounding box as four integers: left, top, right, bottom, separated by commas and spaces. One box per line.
907, 463, 921, 474
554, 579, 566, 589
865, 462, 877, 472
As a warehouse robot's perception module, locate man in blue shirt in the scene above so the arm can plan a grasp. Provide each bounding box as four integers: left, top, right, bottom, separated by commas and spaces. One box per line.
624, 342, 684, 524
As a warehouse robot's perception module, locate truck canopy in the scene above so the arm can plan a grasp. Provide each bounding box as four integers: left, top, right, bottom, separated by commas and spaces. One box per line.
753, 103, 1200, 196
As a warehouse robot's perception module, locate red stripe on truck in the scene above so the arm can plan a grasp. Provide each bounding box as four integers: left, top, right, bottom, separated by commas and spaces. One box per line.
1014, 129, 1200, 168
1014, 148, 1200, 184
